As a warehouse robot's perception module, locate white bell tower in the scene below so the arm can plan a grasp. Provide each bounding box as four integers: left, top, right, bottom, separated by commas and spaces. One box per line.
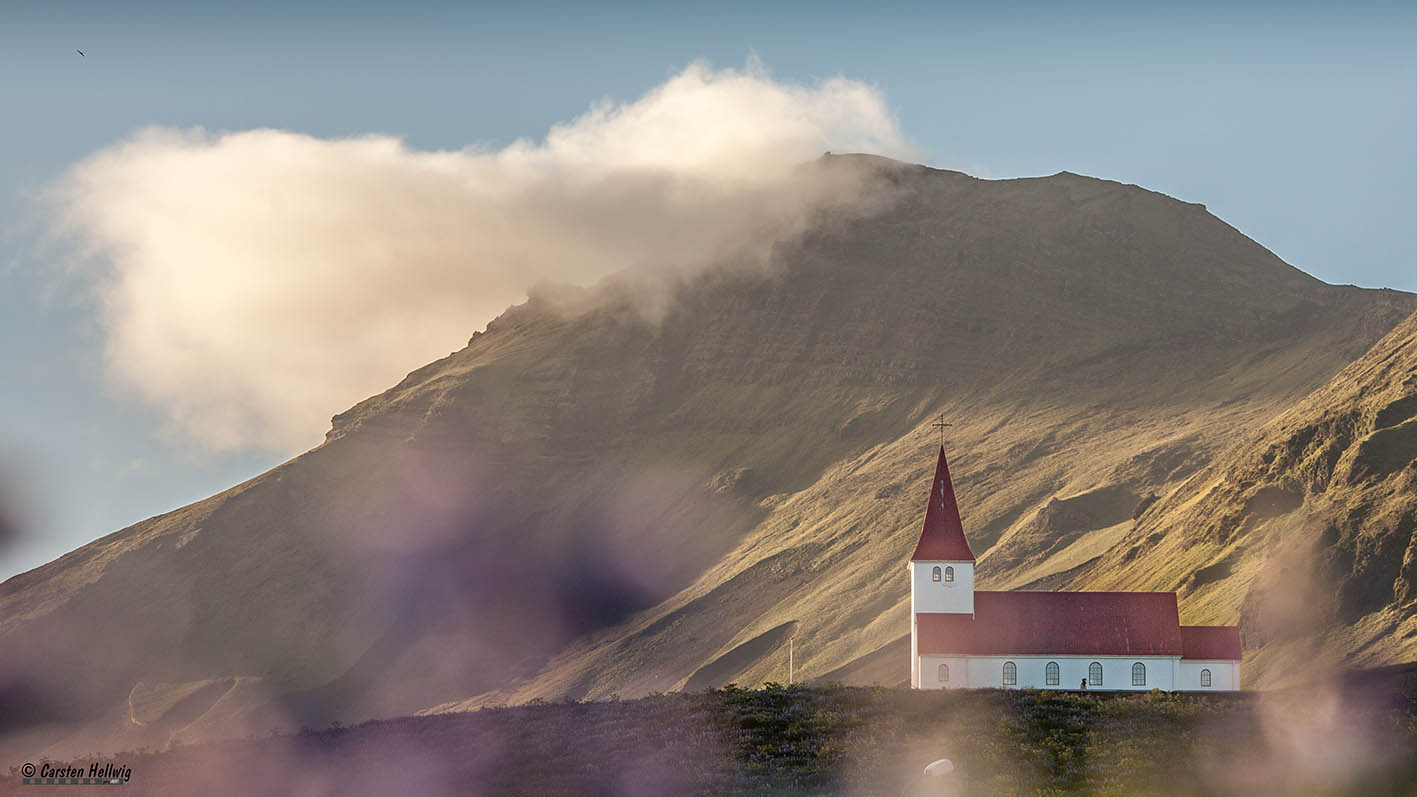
908, 442, 977, 687
910, 558, 974, 615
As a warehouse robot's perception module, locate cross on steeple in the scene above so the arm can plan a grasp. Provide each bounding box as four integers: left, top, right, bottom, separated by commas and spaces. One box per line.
931, 412, 953, 449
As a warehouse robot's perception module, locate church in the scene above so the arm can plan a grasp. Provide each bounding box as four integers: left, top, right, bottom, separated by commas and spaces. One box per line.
909, 446, 1242, 691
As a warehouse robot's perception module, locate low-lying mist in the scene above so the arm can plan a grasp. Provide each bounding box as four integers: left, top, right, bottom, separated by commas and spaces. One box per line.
49, 60, 916, 453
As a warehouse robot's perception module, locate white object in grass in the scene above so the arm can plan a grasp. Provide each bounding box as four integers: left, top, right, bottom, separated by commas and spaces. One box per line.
924, 758, 954, 776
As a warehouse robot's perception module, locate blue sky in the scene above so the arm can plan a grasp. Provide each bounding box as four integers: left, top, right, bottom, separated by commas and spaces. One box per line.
2, 0, 1415, 578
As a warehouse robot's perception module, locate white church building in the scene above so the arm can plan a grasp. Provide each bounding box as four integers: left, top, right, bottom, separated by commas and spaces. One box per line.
910, 446, 1242, 691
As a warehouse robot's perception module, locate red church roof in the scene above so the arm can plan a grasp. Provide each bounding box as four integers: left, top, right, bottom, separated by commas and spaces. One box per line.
916, 591, 1185, 656
909, 446, 976, 562
1179, 625, 1243, 660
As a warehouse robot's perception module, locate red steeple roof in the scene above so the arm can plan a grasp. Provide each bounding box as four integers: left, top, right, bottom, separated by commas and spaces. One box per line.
909, 446, 976, 562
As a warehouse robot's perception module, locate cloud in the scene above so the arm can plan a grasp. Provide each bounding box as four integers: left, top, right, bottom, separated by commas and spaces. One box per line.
50, 60, 916, 452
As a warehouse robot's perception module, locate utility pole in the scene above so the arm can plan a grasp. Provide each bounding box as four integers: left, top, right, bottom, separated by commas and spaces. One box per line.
789, 636, 794, 684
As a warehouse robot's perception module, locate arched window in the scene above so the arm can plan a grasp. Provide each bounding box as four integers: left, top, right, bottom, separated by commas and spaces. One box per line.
938, 663, 950, 683
1132, 662, 1146, 686
1045, 661, 1060, 686
931, 566, 942, 582
1200, 668, 1212, 688
1002, 661, 1017, 686
943, 566, 954, 583
1088, 661, 1103, 686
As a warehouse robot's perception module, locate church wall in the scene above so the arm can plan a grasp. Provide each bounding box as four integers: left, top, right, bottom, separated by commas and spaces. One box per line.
910, 561, 974, 615
1178, 659, 1240, 691
910, 613, 918, 688
916, 654, 1186, 691
918, 657, 969, 689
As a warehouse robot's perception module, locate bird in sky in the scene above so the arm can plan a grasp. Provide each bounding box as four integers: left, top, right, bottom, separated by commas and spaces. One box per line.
76, 49, 84, 56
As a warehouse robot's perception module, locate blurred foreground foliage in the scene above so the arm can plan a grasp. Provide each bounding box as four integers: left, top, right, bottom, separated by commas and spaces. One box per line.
66, 680, 1417, 796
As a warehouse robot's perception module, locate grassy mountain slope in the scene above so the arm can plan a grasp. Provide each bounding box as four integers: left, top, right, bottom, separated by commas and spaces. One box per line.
2, 156, 1414, 756
1077, 306, 1417, 686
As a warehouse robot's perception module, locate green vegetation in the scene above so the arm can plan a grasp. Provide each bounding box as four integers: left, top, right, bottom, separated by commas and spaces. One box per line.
64, 683, 1417, 796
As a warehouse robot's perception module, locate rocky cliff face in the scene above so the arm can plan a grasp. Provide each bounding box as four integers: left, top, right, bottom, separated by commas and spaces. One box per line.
1080, 308, 1417, 686
3, 156, 1414, 755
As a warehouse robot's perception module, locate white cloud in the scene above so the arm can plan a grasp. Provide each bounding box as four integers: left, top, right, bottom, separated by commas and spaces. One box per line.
51, 60, 916, 452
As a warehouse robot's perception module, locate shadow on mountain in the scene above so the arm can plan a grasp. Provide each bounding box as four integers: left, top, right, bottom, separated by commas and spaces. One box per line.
684, 620, 799, 692
816, 635, 910, 687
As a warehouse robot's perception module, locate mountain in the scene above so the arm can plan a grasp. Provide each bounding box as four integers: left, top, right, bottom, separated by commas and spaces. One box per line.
3, 156, 1415, 756
1080, 306, 1417, 686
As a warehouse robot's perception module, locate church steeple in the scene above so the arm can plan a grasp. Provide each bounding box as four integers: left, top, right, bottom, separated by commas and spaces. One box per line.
909, 446, 975, 562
